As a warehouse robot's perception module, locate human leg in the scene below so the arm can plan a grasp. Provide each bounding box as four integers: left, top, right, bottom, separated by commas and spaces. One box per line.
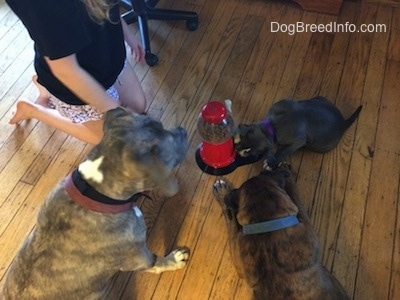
115, 62, 147, 114
32, 75, 52, 107
9, 100, 103, 144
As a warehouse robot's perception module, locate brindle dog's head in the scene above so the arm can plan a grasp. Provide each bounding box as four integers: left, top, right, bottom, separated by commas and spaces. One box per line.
80, 107, 188, 199
234, 166, 298, 227
234, 124, 274, 158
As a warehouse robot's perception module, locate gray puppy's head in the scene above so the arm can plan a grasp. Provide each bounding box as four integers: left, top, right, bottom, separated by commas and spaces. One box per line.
234, 123, 274, 158
81, 107, 188, 198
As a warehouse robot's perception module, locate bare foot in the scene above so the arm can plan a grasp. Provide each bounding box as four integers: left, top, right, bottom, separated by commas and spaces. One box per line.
9, 100, 36, 125
32, 75, 52, 107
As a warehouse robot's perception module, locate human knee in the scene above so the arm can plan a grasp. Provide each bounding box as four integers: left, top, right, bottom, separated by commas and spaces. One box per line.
135, 96, 147, 114
119, 94, 147, 114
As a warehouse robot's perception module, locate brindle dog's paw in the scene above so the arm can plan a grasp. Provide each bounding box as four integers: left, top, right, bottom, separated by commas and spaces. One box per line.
262, 159, 273, 171
276, 161, 290, 170
213, 179, 232, 203
263, 159, 287, 171
169, 247, 190, 269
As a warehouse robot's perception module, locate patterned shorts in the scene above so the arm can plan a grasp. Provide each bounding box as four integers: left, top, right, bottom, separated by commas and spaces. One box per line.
49, 86, 119, 124
49, 61, 127, 124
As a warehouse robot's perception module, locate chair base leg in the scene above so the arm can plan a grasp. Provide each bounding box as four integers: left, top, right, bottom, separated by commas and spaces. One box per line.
120, 1, 198, 66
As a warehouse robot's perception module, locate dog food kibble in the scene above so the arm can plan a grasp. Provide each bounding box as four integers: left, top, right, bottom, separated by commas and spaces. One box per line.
197, 101, 235, 144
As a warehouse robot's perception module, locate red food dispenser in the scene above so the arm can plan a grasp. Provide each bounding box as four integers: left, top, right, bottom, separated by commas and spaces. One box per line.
195, 100, 237, 175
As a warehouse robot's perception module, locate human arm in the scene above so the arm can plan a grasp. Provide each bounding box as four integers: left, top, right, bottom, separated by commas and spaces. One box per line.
44, 54, 119, 112
121, 17, 145, 62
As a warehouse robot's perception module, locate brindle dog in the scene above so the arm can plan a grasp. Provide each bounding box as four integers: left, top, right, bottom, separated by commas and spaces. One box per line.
213, 164, 349, 300
234, 96, 362, 169
3, 107, 189, 299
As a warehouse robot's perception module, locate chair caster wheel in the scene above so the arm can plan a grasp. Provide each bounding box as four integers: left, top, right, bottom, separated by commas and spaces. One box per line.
186, 18, 198, 31
145, 53, 159, 66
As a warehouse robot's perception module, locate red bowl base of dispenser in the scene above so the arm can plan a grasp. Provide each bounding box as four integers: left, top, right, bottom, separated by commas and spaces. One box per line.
195, 147, 237, 175
195, 145, 264, 176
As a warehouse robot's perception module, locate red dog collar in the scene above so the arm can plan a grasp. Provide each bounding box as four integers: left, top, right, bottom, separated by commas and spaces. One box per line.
64, 170, 142, 213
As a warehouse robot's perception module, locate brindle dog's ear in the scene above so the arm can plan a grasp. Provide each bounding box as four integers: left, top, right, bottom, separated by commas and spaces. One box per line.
104, 106, 130, 121
102, 107, 141, 133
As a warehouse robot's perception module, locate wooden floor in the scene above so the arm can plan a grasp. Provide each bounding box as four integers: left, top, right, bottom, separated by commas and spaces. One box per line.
1, 0, 399, 299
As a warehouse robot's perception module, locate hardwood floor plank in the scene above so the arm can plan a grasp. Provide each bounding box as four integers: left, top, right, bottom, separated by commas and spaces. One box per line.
365, 0, 400, 8
248, 6, 303, 122
0, 13, 22, 59
0, 122, 54, 204
355, 60, 400, 300
207, 241, 242, 300
219, 15, 265, 83
293, 15, 336, 99
335, 3, 378, 110
273, 10, 319, 100
0, 40, 34, 101
0, 1, 11, 21
20, 130, 69, 185
318, 0, 358, 102
332, 4, 392, 296
387, 7, 400, 61
234, 277, 253, 300
0, 64, 36, 152
390, 179, 400, 300
241, 1, 287, 85
0, 181, 33, 236
310, 2, 377, 270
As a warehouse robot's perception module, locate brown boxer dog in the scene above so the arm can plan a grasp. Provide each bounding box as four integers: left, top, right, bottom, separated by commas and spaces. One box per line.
213, 164, 349, 300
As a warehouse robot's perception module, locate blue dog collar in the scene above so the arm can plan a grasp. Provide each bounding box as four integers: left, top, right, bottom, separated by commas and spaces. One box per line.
242, 215, 300, 235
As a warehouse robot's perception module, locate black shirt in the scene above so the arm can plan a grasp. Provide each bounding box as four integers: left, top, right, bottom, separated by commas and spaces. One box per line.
6, 0, 126, 105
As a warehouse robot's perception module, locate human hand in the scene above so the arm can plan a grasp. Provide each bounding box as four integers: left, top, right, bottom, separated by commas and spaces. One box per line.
120, 17, 145, 62
126, 35, 145, 62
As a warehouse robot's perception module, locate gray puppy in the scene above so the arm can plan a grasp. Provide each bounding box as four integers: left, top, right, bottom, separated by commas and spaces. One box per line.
2, 107, 189, 299
213, 164, 349, 300
234, 96, 362, 169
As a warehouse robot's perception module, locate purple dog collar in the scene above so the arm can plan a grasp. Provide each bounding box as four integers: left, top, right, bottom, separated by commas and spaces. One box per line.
261, 119, 276, 140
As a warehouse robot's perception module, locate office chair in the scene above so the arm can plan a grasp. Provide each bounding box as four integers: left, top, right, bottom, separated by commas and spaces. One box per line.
120, 0, 198, 66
